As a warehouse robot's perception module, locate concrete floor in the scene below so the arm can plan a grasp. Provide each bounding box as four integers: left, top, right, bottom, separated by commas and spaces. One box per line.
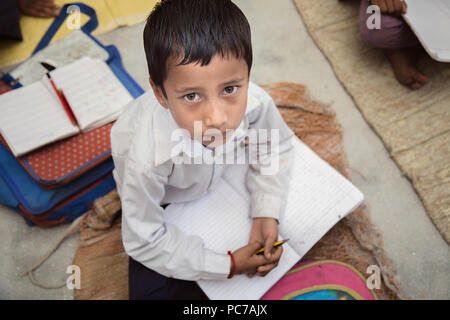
1, 0, 449, 299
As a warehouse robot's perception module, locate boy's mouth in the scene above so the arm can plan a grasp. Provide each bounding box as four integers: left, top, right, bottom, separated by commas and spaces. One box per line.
202, 131, 228, 145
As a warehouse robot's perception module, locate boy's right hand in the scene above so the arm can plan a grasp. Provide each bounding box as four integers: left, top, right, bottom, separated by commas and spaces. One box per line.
231, 242, 283, 277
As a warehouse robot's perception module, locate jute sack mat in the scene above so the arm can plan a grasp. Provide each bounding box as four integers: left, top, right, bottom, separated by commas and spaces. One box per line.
293, 0, 450, 243
72, 82, 406, 300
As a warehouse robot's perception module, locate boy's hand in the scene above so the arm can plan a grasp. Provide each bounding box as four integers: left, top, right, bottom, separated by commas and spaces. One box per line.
370, 0, 407, 15
18, 0, 61, 18
232, 241, 283, 276
247, 217, 280, 278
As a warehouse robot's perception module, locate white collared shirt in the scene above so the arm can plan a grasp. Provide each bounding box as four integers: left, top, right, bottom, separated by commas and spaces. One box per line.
110, 82, 295, 281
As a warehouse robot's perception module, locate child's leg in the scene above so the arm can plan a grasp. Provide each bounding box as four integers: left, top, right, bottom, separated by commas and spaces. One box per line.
359, 0, 420, 49
358, 0, 429, 89
128, 256, 209, 300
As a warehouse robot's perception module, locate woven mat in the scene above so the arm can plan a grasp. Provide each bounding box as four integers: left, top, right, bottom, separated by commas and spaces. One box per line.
293, 0, 450, 243
73, 82, 405, 300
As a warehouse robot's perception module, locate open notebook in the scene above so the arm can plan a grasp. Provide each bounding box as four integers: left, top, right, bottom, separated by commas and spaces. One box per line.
164, 137, 364, 300
0, 57, 133, 157
403, 0, 450, 62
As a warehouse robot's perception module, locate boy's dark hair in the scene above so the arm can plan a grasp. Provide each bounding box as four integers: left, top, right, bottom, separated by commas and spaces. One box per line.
143, 0, 252, 96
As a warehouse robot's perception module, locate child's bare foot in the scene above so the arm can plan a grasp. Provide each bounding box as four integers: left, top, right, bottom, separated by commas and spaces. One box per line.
384, 47, 429, 90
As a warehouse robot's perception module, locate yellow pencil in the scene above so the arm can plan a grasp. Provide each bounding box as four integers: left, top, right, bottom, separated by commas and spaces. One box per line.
255, 239, 289, 255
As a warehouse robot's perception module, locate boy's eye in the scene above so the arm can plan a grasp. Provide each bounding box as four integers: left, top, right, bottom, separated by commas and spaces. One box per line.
223, 86, 238, 95
184, 93, 200, 102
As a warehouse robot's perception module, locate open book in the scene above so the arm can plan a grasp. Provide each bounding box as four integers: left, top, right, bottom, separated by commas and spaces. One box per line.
403, 0, 450, 62
0, 57, 133, 157
164, 137, 364, 300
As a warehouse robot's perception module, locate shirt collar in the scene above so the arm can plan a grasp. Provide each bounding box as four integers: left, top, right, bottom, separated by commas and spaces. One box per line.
153, 86, 259, 167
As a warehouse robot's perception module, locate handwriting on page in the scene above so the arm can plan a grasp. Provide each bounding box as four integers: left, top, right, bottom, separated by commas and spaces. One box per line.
0, 81, 79, 156
49, 57, 133, 131
162, 137, 363, 300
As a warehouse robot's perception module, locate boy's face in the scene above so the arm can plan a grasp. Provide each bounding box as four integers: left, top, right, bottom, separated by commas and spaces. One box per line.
150, 54, 249, 147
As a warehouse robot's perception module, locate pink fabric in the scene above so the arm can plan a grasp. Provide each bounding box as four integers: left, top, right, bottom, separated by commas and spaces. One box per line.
359, 0, 420, 49
260, 260, 376, 300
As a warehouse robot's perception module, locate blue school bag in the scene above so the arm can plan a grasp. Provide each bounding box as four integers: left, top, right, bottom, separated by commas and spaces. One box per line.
0, 3, 144, 227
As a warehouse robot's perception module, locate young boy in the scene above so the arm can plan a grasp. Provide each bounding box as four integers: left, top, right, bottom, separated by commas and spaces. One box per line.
110, 0, 295, 300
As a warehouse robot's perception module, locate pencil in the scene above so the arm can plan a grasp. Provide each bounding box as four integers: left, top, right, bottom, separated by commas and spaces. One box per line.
255, 239, 289, 255
59, 88, 79, 127
45, 73, 77, 126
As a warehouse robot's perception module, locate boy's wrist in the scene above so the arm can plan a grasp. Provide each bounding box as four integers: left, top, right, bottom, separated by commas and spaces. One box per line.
249, 193, 284, 221
253, 217, 279, 224
202, 249, 233, 280
227, 251, 236, 279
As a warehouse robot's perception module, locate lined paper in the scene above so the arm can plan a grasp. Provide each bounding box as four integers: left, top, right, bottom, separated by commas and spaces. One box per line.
49, 57, 133, 131
278, 138, 364, 256
0, 81, 79, 157
164, 174, 301, 300
163, 137, 364, 300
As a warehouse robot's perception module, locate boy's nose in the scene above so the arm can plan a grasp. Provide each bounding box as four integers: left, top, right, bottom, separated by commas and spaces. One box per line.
204, 102, 227, 129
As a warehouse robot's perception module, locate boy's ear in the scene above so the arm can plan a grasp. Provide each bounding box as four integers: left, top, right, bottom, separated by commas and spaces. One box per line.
149, 78, 169, 109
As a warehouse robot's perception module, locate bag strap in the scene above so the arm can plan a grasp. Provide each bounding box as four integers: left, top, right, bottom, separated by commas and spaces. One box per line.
32, 2, 98, 55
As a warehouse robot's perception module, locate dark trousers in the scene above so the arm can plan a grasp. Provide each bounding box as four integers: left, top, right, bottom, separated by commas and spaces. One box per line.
128, 256, 209, 300
128, 202, 208, 300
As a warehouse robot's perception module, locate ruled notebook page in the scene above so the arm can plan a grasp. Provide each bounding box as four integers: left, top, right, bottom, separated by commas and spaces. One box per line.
163, 137, 364, 300
0, 80, 79, 157
49, 56, 133, 131
278, 138, 364, 256
163, 174, 301, 300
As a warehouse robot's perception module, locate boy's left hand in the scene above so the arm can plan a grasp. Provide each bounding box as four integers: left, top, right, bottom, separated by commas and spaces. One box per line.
247, 217, 280, 278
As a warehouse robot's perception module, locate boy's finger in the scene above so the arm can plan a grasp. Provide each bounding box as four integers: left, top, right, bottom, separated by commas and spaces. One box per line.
264, 237, 276, 260
394, 0, 402, 15
261, 246, 282, 265
32, 6, 58, 17
378, 0, 388, 13
256, 263, 278, 277
271, 245, 283, 261
30, 9, 52, 18
402, 1, 407, 14
386, 0, 395, 14
258, 262, 278, 273
249, 241, 263, 253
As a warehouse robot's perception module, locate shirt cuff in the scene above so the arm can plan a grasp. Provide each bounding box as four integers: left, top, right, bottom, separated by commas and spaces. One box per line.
249, 192, 284, 221
202, 249, 231, 280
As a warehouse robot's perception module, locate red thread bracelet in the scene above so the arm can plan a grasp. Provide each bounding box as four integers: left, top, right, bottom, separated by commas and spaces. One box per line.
227, 251, 236, 279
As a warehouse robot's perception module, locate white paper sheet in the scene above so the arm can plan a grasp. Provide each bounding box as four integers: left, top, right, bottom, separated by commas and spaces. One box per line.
0, 56, 133, 156
49, 56, 133, 131
0, 81, 79, 157
163, 137, 364, 300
